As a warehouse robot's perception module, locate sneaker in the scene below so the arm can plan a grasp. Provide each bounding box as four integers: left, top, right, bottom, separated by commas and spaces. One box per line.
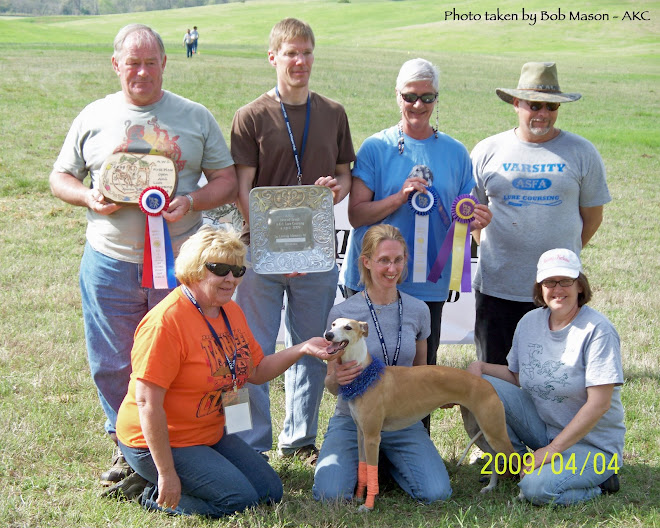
100, 446, 133, 486
279, 445, 319, 466
599, 473, 620, 494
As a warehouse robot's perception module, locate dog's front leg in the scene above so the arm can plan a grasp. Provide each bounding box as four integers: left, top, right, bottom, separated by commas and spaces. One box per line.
358, 431, 380, 512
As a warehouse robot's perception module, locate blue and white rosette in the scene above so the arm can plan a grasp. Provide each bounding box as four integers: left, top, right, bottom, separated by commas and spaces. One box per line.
407, 186, 439, 282
139, 186, 176, 289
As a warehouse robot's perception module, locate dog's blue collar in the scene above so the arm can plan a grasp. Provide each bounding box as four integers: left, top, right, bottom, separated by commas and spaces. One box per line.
339, 356, 385, 401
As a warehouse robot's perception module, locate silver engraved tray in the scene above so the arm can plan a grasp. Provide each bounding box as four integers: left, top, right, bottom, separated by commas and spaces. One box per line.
249, 186, 336, 274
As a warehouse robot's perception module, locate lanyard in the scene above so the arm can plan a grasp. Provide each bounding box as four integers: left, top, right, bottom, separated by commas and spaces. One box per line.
275, 86, 311, 186
181, 285, 237, 388
364, 290, 402, 366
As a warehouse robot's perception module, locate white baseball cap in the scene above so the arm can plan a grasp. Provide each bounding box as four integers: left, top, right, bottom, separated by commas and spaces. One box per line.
536, 248, 582, 283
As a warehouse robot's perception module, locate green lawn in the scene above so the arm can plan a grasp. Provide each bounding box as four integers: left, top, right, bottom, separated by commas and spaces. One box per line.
0, 1, 658, 527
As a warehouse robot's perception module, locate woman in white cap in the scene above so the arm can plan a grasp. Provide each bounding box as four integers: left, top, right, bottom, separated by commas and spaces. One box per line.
467, 248, 624, 505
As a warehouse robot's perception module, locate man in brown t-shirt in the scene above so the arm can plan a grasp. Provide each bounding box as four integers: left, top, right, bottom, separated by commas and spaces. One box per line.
230, 18, 355, 463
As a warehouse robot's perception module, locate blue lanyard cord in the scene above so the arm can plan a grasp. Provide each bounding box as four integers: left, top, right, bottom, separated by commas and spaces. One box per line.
181, 285, 237, 386
364, 290, 402, 366
275, 86, 311, 186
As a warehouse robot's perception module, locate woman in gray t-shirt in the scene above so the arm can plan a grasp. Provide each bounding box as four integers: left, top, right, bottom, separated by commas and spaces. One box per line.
468, 248, 624, 505
313, 225, 452, 504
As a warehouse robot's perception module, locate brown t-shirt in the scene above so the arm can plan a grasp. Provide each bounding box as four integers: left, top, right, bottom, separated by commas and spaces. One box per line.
231, 91, 355, 243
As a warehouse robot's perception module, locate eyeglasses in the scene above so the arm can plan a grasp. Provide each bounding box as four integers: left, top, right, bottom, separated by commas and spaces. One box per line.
522, 100, 560, 112
205, 262, 246, 278
540, 278, 576, 288
399, 92, 438, 104
372, 256, 406, 267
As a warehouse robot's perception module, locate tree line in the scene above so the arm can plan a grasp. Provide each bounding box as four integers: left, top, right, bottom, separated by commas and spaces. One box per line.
0, 0, 235, 16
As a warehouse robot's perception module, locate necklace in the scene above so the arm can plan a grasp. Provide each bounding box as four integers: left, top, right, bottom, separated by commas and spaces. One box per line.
397, 121, 438, 155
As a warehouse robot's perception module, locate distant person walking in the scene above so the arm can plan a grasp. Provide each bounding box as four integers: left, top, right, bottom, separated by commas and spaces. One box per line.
183, 29, 193, 58
191, 26, 199, 54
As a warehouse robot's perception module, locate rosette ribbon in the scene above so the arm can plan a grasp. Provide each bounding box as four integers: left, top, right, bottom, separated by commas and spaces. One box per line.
139, 186, 177, 289
427, 194, 479, 292
407, 187, 440, 282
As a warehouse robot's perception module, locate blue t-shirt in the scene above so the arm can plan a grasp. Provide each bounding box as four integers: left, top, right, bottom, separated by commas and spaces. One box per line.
340, 126, 475, 302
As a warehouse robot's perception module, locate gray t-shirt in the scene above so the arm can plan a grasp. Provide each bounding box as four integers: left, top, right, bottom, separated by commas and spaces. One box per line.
327, 291, 430, 417
54, 90, 234, 263
508, 305, 625, 457
471, 129, 611, 301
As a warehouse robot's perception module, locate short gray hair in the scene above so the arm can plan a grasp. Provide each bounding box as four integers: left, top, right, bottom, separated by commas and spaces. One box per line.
113, 24, 165, 61
395, 58, 439, 92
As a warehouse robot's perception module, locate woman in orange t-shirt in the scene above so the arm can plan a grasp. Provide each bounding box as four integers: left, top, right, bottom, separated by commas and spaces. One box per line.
112, 226, 334, 518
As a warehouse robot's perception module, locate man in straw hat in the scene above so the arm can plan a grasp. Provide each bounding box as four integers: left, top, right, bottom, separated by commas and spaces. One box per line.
470, 62, 611, 366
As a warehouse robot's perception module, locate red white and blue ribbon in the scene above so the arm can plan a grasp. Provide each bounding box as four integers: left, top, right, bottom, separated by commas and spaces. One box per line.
139, 186, 176, 289
427, 194, 479, 292
407, 186, 439, 282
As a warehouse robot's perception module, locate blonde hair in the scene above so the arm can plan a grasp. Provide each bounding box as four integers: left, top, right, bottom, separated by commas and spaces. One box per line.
269, 18, 315, 53
175, 226, 246, 286
358, 225, 408, 291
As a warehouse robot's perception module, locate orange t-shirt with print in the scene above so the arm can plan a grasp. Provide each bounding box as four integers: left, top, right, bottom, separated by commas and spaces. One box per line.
116, 287, 264, 448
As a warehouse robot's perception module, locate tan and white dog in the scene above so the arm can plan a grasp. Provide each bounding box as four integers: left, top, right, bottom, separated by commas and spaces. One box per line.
324, 317, 515, 511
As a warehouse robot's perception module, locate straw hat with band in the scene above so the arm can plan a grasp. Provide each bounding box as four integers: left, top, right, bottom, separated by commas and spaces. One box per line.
496, 62, 582, 104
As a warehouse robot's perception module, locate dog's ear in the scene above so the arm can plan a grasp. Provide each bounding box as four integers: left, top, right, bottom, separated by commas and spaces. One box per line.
359, 321, 369, 337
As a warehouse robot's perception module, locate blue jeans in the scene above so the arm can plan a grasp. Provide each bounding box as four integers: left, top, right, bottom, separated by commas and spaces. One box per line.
312, 415, 452, 503
80, 244, 172, 434
483, 375, 618, 505
235, 259, 339, 453
119, 434, 282, 517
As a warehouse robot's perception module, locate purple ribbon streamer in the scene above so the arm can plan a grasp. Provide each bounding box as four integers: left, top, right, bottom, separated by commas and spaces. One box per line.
461, 229, 471, 292
427, 222, 455, 283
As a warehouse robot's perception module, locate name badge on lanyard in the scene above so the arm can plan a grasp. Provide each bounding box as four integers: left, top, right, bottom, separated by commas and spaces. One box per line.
221, 388, 252, 434
181, 285, 253, 434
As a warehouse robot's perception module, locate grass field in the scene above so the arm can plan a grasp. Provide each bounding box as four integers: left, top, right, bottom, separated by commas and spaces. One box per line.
0, 1, 659, 526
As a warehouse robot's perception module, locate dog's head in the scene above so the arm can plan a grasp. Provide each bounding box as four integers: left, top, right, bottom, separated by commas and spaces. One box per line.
408, 164, 433, 186
323, 318, 369, 359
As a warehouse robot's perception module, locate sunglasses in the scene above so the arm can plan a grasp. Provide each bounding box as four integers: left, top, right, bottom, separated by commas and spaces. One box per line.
205, 262, 246, 278
400, 92, 438, 104
523, 100, 560, 112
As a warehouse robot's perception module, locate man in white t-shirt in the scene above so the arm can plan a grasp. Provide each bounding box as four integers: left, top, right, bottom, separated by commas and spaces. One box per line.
49, 24, 236, 487
471, 62, 611, 366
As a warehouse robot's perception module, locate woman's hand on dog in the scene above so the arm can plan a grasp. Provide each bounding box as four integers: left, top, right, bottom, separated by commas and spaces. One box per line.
335, 359, 363, 385
299, 337, 337, 362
